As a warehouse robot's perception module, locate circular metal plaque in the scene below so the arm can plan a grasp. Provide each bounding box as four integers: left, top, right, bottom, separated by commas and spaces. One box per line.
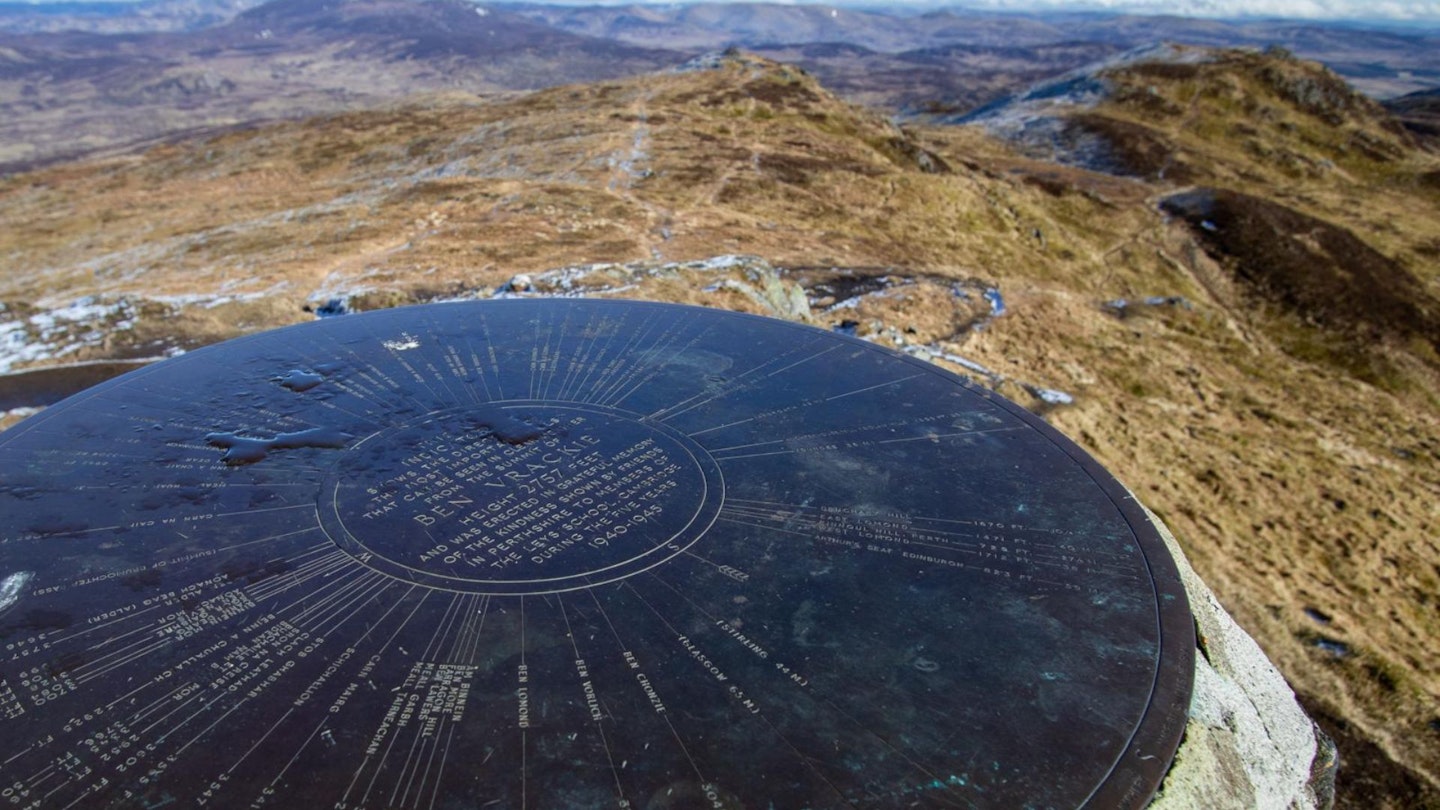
0, 299, 1192, 809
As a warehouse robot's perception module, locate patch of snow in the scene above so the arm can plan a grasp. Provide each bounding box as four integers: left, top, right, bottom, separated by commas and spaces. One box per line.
670, 51, 732, 73
1, 407, 42, 424
148, 285, 290, 310
1103, 295, 1192, 317
0, 297, 142, 373
983, 288, 1006, 317
961, 43, 1212, 128
1031, 387, 1075, 406
952, 44, 1216, 171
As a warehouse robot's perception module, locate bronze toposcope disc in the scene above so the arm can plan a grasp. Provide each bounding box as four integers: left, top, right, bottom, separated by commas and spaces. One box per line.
0, 300, 1192, 809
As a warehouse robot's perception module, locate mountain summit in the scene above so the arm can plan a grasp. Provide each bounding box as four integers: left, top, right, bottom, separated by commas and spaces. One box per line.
1, 43, 1439, 808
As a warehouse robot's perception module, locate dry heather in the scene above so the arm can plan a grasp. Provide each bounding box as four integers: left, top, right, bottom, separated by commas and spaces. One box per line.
1, 50, 1439, 806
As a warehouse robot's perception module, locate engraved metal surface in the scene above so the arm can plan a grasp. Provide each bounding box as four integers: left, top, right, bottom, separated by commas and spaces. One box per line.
0, 299, 1193, 809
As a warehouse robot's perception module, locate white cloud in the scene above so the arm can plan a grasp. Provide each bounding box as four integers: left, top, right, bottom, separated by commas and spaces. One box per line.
887, 0, 1440, 22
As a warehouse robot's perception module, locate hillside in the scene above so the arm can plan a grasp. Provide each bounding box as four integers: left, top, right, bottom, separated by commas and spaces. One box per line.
1, 48, 1439, 807
5, 0, 1440, 174
0, 0, 682, 171
506, 2, 1440, 98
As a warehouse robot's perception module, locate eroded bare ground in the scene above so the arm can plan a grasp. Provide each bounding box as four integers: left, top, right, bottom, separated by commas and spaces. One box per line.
2, 50, 1439, 807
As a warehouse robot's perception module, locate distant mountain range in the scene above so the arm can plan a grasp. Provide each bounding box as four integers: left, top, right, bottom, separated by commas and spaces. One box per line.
3, 0, 1440, 171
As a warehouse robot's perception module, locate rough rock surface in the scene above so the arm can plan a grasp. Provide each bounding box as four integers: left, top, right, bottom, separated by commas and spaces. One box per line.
1149, 503, 1336, 810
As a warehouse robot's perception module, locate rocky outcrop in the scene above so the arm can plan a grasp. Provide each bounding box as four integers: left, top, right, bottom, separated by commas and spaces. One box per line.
1148, 505, 1336, 810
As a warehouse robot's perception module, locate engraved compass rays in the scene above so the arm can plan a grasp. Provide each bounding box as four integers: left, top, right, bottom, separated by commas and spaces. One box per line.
0, 300, 1192, 810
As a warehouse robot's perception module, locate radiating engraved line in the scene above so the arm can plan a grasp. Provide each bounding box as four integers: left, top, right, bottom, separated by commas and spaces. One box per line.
449, 590, 489, 665
479, 312, 507, 400
717, 506, 990, 546
714, 515, 818, 541
750, 710, 865, 808
455, 337, 494, 402
681, 549, 728, 572
252, 547, 360, 605
247, 549, 352, 601
124, 684, 191, 726
225, 525, 326, 552
225, 707, 295, 775
392, 346, 450, 408
344, 581, 422, 653
261, 715, 331, 801
723, 496, 812, 507
285, 566, 379, 625
647, 338, 832, 422
619, 583, 730, 780
425, 351, 469, 407
566, 311, 635, 403
212, 502, 316, 519
606, 324, 714, 409
554, 311, 603, 402
170, 695, 264, 768
644, 577, 964, 806
652, 342, 841, 423
360, 595, 433, 807
342, 757, 372, 806
440, 344, 486, 407
419, 592, 464, 661
443, 594, 479, 663
57, 783, 98, 810
278, 565, 373, 624
427, 724, 458, 810
537, 308, 568, 402
104, 677, 170, 714
391, 708, 432, 807
559, 596, 630, 808
707, 418, 1010, 454
327, 336, 436, 421
293, 570, 390, 633
74, 635, 171, 684
420, 312, 469, 406
596, 313, 701, 408
138, 689, 205, 737
584, 315, 665, 407
527, 317, 543, 401
310, 392, 387, 429
686, 372, 927, 436
249, 554, 355, 607
723, 500, 1121, 550
374, 586, 428, 658
873, 427, 1024, 445
23, 762, 54, 787
590, 588, 710, 786
713, 427, 1025, 461
55, 602, 165, 649
463, 595, 492, 667
409, 679, 458, 809
353, 317, 450, 410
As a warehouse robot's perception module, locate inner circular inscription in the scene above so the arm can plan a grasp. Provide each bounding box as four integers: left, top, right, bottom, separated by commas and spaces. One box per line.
320, 401, 723, 594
